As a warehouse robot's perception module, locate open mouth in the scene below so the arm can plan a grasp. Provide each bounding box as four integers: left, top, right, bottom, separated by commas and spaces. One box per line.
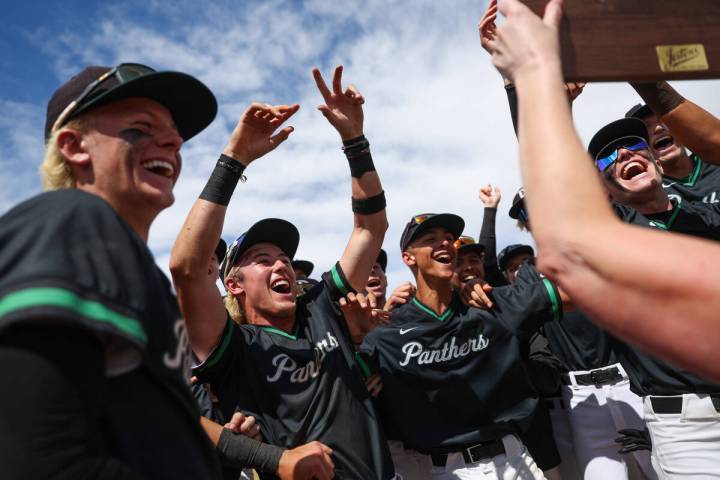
270, 278, 292, 294
653, 135, 674, 151
141, 159, 175, 178
461, 274, 477, 283
432, 251, 453, 264
621, 160, 648, 180
367, 278, 382, 288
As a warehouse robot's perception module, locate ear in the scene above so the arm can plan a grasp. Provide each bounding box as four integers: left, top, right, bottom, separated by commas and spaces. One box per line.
402, 250, 416, 268
57, 129, 91, 167
225, 274, 245, 296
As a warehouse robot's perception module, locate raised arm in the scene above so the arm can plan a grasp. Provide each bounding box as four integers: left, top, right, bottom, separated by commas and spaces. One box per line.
170, 103, 299, 360
489, 0, 720, 381
631, 81, 720, 166
313, 66, 388, 291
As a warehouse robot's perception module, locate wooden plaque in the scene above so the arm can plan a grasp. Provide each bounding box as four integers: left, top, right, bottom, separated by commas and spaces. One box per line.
520, 0, 720, 81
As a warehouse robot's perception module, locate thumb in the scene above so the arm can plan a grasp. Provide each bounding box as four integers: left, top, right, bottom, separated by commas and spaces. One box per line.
497, 0, 519, 16
543, 0, 563, 29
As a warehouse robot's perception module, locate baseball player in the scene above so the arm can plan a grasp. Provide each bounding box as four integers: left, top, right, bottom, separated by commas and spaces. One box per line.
170, 65, 397, 480
585, 117, 720, 478
366, 249, 389, 307
291, 259, 315, 281
0, 63, 223, 478
627, 80, 720, 203
361, 212, 565, 479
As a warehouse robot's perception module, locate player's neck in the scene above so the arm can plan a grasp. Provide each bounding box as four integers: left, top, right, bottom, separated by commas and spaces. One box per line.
630, 190, 674, 216
661, 152, 694, 180
245, 307, 296, 333
414, 276, 454, 317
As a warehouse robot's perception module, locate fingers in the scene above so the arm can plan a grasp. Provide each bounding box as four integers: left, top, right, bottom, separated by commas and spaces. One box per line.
365, 374, 383, 397
345, 84, 365, 105
268, 126, 295, 149
543, 0, 564, 29
372, 309, 391, 325
312, 67, 332, 101
332, 65, 344, 96
366, 291, 377, 309
471, 282, 493, 308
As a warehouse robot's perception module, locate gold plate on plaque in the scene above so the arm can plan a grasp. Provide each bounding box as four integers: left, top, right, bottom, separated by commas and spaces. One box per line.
656, 44, 709, 72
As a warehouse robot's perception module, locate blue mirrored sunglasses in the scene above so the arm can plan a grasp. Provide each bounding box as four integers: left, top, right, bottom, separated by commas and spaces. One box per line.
594, 139, 649, 172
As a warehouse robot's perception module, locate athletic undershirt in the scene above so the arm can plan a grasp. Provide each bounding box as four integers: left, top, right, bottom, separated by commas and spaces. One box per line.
0, 189, 221, 479
361, 262, 562, 453
193, 263, 395, 480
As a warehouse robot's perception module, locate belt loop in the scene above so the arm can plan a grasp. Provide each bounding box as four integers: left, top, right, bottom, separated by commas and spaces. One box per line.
613, 362, 629, 380
569, 371, 580, 390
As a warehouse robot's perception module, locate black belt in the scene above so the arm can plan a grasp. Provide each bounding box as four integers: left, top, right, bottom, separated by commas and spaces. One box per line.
562, 366, 623, 386
430, 439, 505, 467
650, 395, 720, 414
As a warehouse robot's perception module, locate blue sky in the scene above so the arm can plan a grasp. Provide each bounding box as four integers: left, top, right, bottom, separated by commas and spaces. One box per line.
3, 0, 720, 288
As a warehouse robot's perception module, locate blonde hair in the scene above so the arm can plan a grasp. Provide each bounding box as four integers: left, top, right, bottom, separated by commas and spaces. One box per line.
223, 266, 247, 324
40, 115, 93, 190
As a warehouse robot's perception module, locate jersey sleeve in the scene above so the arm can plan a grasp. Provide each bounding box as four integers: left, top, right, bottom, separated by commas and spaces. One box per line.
491, 261, 562, 336
0, 191, 154, 375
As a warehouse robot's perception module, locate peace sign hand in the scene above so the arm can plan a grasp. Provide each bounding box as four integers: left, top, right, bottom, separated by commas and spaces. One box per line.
313, 65, 365, 141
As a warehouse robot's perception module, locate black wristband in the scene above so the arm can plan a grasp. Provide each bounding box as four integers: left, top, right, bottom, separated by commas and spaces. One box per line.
217, 428, 283, 473
347, 150, 376, 178
630, 82, 685, 117
199, 155, 246, 206
352, 190, 386, 214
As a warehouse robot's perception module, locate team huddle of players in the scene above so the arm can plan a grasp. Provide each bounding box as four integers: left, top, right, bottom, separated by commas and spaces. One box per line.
1, 1, 720, 480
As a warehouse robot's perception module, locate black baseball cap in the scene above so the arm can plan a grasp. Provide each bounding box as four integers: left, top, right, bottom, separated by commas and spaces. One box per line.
291, 260, 314, 277
454, 236, 486, 256
219, 218, 300, 280
625, 103, 653, 120
497, 244, 535, 271
376, 249, 388, 271
508, 187, 526, 220
400, 213, 465, 251
214, 238, 227, 264
588, 118, 649, 160
45, 63, 217, 141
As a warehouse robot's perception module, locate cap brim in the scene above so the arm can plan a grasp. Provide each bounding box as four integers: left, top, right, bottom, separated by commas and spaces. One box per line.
588, 118, 649, 160
508, 199, 525, 220
291, 260, 314, 277
73, 71, 217, 141
407, 213, 465, 248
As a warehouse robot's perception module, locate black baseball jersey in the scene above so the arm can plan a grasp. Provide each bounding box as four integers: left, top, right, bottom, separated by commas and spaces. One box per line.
541, 311, 616, 372
663, 154, 720, 205
614, 198, 720, 241
360, 263, 562, 452
193, 264, 395, 480
0, 190, 221, 478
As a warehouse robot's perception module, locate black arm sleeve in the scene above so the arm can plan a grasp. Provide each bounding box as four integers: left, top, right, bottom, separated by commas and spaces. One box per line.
479, 207, 509, 287
0, 326, 144, 480
523, 331, 562, 396
216, 428, 284, 474
505, 83, 519, 137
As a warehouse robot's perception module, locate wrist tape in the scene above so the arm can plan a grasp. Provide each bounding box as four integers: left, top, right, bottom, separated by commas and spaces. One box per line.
199, 154, 246, 206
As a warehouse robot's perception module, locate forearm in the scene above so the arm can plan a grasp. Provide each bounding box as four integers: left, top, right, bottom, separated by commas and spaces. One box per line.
340, 136, 388, 291
170, 199, 227, 278
631, 81, 720, 164
514, 65, 616, 249
479, 207, 498, 257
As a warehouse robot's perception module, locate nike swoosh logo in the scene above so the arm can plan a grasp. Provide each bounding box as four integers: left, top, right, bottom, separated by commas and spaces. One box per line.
662, 182, 677, 188
399, 327, 419, 335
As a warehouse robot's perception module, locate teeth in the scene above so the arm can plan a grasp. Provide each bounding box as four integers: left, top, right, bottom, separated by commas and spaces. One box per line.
271, 279, 289, 288
142, 160, 174, 177
462, 275, 477, 282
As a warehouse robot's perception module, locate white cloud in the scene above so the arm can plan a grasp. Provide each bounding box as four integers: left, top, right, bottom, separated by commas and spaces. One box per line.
4, 0, 720, 290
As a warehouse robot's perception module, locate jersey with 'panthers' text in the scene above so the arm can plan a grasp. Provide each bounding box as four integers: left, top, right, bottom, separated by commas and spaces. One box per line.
193, 263, 395, 480
361, 262, 562, 453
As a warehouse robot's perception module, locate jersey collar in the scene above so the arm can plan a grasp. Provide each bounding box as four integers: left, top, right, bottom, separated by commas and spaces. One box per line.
664, 154, 702, 187
410, 294, 458, 322
647, 198, 683, 230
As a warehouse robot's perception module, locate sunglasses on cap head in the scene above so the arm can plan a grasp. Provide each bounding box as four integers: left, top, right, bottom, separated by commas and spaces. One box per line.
594, 137, 649, 172
453, 235, 476, 249
412, 214, 431, 225
51, 63, 156, 133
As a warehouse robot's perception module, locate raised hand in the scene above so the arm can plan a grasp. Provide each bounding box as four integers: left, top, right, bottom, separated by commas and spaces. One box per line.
479, 184, 502, 208
339, 291, 390, 343
565, 82, 586, 103
313, 65, 365, 140
278, 441, 335, 480
460, 279, 494, 309
384, 282, 416, 311
223, 102, 300, 166
489, 0, 564, 83
478, 0, 498, 55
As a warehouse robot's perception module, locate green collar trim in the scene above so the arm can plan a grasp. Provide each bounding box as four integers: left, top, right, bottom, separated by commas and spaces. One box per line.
411, 297, 454, 321
259, 325, 298, 340
204, 318, 235, 368
679, 155, 702, 186
648, 199, 682, 230
0, 287, 146, 343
